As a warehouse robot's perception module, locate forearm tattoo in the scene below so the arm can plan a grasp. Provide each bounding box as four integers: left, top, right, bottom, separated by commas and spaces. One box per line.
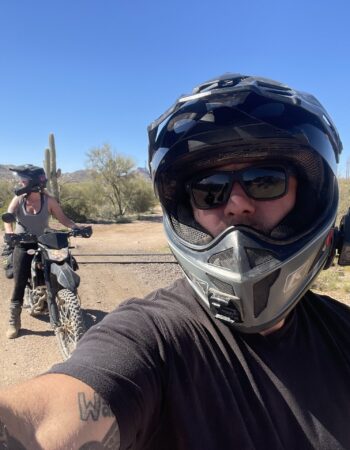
78, 392, 114, 421
78, 392, 120, 449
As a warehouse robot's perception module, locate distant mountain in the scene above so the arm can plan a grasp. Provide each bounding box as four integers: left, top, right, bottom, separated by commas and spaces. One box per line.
60, 169, 95, 183
0, 164, 15, 181
135, 167, 151, 179
0, 164, 151, 183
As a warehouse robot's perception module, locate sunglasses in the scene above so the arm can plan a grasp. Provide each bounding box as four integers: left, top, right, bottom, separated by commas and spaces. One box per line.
186, 165, 294, 210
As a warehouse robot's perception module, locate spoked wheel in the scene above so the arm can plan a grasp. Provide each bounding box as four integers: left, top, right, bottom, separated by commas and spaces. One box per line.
24, 286, 48, 316
54, 289, 86, 360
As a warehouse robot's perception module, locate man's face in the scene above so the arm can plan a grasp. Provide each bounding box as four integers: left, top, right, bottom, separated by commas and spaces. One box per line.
191, 162, 298, 237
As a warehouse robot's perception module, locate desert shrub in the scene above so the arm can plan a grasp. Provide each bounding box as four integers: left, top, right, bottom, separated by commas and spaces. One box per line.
127, 174, 157, 214
0, 179, 15, 221
59, 181, 102, 222
338, 178, 350, 220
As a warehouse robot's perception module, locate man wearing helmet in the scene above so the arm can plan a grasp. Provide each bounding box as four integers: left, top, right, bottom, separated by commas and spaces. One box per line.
4, 164, 82, 339
0, 75, 349, 449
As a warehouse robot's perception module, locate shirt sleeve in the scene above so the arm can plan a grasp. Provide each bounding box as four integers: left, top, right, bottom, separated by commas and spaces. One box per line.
48, 298, 169, 449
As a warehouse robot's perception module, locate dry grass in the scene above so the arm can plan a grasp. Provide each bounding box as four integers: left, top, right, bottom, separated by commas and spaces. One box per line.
310, 178, 350, 305
312, 265, 350, 306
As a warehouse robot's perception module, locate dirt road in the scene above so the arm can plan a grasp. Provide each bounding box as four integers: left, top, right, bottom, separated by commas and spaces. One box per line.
0, 221, 182, 387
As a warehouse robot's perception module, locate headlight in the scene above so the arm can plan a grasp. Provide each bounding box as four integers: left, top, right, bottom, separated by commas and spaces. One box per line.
46, 248, 69, 261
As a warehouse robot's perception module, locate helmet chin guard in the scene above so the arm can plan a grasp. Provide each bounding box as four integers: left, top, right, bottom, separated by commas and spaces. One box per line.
164, 213, 335, 333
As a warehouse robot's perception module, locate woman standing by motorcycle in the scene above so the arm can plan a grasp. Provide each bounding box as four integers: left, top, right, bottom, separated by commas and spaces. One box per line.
3, 164, 83, 339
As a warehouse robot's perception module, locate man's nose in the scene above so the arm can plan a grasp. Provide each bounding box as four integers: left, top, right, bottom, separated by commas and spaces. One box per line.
223, 182, 256, 216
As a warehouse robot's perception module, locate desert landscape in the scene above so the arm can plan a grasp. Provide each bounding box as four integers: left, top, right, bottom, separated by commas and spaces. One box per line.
0, 221, 182, 386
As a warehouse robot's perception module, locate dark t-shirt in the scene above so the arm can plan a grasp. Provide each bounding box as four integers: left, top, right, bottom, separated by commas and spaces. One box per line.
50, 278, 350, 450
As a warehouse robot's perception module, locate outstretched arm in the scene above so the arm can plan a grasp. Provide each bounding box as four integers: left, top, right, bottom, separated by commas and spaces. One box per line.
0, 374, 120, 450
47, 196, 80, 229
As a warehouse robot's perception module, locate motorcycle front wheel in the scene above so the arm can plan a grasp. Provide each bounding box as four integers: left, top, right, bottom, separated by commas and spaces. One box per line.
54, 288, 86, 360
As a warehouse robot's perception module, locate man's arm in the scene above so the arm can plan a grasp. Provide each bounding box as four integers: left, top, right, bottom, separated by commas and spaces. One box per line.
0, 373, 120, 450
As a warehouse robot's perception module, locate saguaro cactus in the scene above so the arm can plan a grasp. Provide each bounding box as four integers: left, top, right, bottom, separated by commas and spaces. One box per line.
44, 133, 61, 201
44, 148, 51, 185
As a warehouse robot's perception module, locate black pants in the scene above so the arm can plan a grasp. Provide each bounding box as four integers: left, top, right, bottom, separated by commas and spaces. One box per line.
10, 245, 36, 309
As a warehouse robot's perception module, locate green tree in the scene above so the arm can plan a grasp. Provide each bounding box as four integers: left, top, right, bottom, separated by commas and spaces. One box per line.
87, 144, 136, 218
127, 174, 157, 214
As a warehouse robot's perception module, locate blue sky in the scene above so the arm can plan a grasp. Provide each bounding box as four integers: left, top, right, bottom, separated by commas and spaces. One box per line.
0, 0, 349, 175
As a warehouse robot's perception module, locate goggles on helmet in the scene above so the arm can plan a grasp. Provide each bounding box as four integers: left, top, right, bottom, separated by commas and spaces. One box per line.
186, 164, 295, 209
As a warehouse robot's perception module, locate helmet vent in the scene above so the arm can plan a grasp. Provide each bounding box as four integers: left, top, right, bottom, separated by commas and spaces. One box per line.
253, 269, 280, 317
264, 88, 293, 97
255, 79, 292, 93
245, 248, 277, 269
208, 248, 237, 270
206, 274, 235, 296
170, 208, 212, 245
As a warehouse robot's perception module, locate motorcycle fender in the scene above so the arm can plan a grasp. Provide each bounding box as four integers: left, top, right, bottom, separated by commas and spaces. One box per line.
50, 262, 80, 290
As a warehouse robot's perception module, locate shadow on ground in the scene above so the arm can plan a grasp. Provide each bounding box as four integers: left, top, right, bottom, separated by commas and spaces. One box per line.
84, 308, 109, 329
22, 306, 108, 331
19, 328, 53, 337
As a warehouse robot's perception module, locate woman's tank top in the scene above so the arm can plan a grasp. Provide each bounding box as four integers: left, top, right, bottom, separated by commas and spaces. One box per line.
15, 194, 50, 237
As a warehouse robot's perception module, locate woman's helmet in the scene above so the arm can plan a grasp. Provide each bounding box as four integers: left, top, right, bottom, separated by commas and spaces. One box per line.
10, 164, 47, 196
148, 73, 342, 333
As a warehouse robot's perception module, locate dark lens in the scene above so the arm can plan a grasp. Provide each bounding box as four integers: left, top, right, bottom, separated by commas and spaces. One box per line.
242, 167, 287, 199
191, 173, 232, 208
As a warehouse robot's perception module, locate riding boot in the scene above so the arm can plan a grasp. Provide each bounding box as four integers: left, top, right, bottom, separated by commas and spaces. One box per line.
6, 306, 22, 339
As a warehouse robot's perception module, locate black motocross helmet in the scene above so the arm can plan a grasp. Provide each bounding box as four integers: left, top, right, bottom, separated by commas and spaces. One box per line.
148, 73, 342, 333
10, 164, 47, 196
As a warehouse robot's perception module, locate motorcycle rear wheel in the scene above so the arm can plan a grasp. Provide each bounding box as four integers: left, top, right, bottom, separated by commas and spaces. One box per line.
55, 288, 86, 360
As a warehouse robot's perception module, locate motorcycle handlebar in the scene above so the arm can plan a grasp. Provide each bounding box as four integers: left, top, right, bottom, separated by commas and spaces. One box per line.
4, 226, 92, 247
4, 233, 37, 246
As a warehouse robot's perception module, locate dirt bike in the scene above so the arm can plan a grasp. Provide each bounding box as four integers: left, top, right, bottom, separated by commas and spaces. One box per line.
2, 212, 92, 359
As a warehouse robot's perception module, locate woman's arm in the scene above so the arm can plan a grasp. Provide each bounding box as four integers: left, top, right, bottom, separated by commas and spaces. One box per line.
47, 196, 80, 229
4, 196, 20, 233
0, 373, 120, 450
